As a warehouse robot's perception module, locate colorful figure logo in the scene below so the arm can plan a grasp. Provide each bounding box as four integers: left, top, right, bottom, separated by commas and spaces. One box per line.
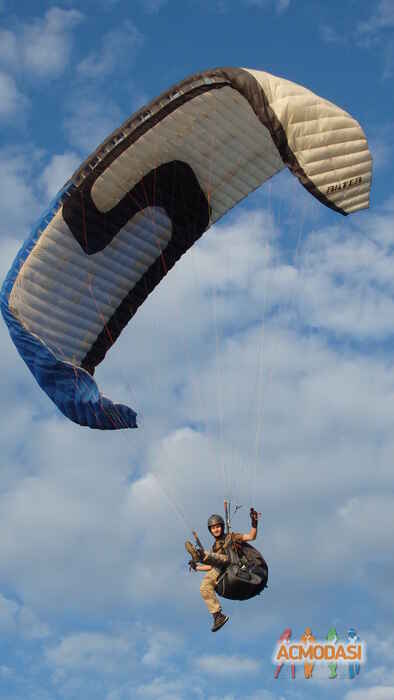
326, 627, 338, 679
301, 627, 315, 679
274, 628, 295, 679
348, 628, 360, 679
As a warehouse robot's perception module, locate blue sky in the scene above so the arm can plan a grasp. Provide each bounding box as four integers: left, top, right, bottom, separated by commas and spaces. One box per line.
0, 1, 394, 699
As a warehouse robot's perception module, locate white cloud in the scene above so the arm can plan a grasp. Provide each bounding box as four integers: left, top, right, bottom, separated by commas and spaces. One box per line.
369, 131, 393, 171
364, 631, 394, 665
345, 687, 394, 700
0, 148, 42, 238
22, 7, 82, 79
357, 1, 394, 36
141, 628, 184, 667
139, 0, 169, 13
241, 693, 286, 700
322, 4, 394, 79
196, 654, 260, 675
281, 220, 394, 340
0, 665, 13, 679
40, 152, 81, 199
41, 624, 190, 698
322, 494, 394, 577
0, 70, 28, 120
0, 29, 18, 65
0, 8, 82, 124
320, 24, 345, 44
0, 417, 144, 611
77, 21, 143, 80
0, 8, 82, 79
243, 0, 291, 11
0, 148, 52, 480
64, 94, 124, 154
0, 593, 49, 639
355, 3, 394, 79
0, 594, 18, 633
276, 0, 290, 13
18, 605, 50, 640
135, 676, 192, 699
364, 665, 394, 686
46, 632, 133, 674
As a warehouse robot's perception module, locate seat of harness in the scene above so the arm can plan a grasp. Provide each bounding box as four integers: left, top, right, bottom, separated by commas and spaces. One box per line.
214, 538, 268, 601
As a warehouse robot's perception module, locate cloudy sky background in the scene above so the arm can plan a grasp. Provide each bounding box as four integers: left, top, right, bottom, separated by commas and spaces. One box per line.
1, 1, 394, 699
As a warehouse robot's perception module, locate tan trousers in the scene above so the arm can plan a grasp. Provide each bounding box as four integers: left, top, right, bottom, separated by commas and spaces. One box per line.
200, 551, 229, 614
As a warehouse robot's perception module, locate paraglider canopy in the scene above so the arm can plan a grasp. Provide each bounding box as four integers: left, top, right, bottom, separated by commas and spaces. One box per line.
1, 67, 372, 428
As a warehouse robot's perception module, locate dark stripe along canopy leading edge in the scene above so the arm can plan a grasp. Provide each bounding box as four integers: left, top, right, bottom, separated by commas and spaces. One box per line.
1, 67, 373, 429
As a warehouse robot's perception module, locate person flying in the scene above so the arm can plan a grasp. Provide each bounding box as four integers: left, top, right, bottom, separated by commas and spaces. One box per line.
185, 507, 260, 632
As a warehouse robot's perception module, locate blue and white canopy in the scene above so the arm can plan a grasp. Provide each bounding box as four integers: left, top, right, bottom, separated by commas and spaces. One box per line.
1, 67, 373, 429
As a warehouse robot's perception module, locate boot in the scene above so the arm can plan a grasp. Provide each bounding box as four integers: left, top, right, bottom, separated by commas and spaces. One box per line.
185, 540, 204, 562
211, 610, 229, 632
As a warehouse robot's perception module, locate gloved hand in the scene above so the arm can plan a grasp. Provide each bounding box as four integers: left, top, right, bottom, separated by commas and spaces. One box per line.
250, 507, 260, 528
188, 560, 197, 571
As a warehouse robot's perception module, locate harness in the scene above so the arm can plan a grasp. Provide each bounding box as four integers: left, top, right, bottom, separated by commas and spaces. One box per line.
214, 534, 268, 601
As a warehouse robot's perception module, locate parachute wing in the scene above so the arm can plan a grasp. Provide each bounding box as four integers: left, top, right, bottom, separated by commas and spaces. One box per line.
1, 68, 372, 429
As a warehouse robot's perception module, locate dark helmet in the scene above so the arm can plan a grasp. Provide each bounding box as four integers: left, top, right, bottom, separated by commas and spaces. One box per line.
207, 514, 225, 532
